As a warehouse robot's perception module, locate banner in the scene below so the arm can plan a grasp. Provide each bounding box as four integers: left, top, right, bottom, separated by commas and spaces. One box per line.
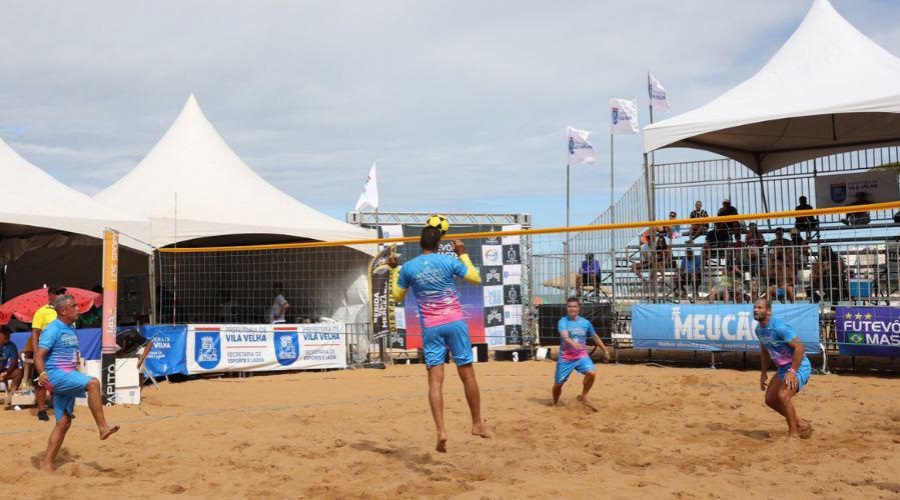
610, 98, 639, 135
101, 229, 119, 405
836, 306, 900, 357
566, 126, 597, 165
354, 161, 379, 211
814, 170, 899, 209
186, 323, 347, 374
143, 325, 189, 376
648, 73, 669, 111
632, 303, 820, 352
368, 245, 396, 340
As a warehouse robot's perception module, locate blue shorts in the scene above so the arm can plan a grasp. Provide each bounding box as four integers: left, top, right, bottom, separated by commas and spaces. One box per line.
777, 358, 811, 392
554, 356, 595, 384
47, 370, 93, 421
423, 320, 473, 368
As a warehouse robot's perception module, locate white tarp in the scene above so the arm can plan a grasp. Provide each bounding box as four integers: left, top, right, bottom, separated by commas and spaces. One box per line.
643, 0, 900, 174
94, 95, 374, 249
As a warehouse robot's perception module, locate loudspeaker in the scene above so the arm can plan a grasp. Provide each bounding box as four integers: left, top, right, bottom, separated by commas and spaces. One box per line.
472, 342, 489, 363
118, 274, 151, 325
537, 303, 614, 346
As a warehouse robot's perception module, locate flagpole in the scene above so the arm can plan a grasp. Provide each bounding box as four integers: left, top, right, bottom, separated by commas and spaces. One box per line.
648, 72, 656, 220
564, 162, 571, 299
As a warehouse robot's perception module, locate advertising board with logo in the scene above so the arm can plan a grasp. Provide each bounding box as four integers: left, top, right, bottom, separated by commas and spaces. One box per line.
835, 306, 900, 357
814, 170, 899, 209
186, 323, 346, 374
632, 304, 820, 353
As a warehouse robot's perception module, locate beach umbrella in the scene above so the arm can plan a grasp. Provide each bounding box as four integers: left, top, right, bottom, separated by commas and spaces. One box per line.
0, 287, 102, 325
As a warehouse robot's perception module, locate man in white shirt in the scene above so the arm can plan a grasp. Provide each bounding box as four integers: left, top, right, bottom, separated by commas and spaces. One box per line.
268, 282, 290, 324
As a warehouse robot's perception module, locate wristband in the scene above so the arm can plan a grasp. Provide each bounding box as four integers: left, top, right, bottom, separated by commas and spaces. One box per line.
787, 368, 796, 374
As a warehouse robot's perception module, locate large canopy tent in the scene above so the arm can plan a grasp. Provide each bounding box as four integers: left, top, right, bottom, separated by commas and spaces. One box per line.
643, 0, 900, 175
0, 138, 149, 302
95, 95, 375, 326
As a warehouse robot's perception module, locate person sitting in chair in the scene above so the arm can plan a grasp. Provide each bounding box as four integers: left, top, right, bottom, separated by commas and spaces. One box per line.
580, 253, 601, 292
0, 327, 22, 408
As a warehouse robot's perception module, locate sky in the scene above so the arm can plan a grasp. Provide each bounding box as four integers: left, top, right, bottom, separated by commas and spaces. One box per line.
1, 0, 899, 229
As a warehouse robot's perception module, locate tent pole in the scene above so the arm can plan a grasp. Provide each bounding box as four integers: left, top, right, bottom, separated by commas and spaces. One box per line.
758, 173, 772, 230
148, 252, 157, 324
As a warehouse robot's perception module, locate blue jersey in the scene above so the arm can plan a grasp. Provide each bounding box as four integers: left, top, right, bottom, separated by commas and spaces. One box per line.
399, 253, 468, 328
0, 342, 17, 370
755, 317, 806, 368
558, 316, 595, 361
38, 319, 80, 374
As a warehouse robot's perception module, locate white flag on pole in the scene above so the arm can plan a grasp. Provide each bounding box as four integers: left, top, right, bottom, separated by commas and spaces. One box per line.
566, 126, 597, 164
648, 73, 669, 111
354, 161, 379, 211
610, 98, 639, 135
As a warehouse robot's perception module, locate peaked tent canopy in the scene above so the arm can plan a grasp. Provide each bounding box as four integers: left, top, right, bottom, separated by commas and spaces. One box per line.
643, 0, 900, 175
0, 138, 150, 299
0, 137, 148, 255
94, 94, 374, 248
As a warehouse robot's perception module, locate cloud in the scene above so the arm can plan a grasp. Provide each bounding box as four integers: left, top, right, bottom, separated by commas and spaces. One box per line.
0, 0, 897, 226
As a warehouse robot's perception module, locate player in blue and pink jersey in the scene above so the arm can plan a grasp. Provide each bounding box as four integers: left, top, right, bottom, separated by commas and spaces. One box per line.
552, 297, 610, 411
754, 299, 812, 438
35, 294, 119, 473
388, 222, 487, 453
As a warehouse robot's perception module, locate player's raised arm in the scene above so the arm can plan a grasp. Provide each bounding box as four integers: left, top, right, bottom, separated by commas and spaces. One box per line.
453, 240, 481, 284
387, 255, 408, 302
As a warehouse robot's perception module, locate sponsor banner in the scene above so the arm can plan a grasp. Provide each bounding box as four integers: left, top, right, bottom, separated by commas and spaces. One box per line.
381, 224, 404, 243
502, 264, 522, 285
143, 325, 189, 377
186, 323, 346, 374
483, 286, 504, 307
484, 326, 505, 347
483, 266, 503, 286
815, 170, 899, 209
368, 245, 396, 340
101, 229, 119, 405
482, 244, 502, 266
836, 306, 900, 357
632, 304, 820, 353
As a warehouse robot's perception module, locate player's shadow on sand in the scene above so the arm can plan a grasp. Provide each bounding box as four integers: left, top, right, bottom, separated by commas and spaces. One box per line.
351, 440, 453, 474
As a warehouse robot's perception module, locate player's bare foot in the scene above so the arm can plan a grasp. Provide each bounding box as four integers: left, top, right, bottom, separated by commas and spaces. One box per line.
435, 434, 448, 453
577, 395, 598, 412
40, 461, 55, 474
471, 423, 490, 438
798, 420, 813, 439
99, 425, 120, 440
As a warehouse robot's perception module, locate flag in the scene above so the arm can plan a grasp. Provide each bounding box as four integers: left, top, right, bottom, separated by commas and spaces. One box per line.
354, 161, 379, 211
648, 73, 669, 112
566, 126, 597, 165
610, 98, 639, 135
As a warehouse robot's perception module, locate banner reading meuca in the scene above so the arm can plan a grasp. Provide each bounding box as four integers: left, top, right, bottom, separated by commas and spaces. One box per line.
186, 323, 347, 374
632, 304, 820, 353
836, 306, 900, 357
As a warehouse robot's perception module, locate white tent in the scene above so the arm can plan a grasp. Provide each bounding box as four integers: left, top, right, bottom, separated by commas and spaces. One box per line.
94, 94, 374, 247
643, 0, 900, 175
95, 95, 375, 327
0, 138, 150, 298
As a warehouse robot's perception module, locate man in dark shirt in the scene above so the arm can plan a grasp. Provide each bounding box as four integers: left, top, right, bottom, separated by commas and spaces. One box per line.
0, 327, 22, 408
794, 196, 818, 238
716, 198, 740, 240
688, 200, 709, 243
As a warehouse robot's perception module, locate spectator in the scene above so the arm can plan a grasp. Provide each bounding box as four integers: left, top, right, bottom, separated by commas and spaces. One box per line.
794, 196, 819, 238
633, 227, 671, 279
688, 200, 709, 243
667, 211, 682, 240
810, 245, 848, 303
745, 222, 766, 247
0, 327, 22, 408
709, 262, 741, 303
677, 248, 703, 300
580, 253, 601, 290
76, 285, 103, 329
268, 282, 290, 324
765, 243, 795, 304
717, 198, 741, 239
841, 191, 872, 226
789, 228, 810, 271
26, 284, 66, 421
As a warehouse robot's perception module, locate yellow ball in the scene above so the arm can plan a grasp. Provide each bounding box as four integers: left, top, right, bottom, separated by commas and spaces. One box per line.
426, 214, 450, 234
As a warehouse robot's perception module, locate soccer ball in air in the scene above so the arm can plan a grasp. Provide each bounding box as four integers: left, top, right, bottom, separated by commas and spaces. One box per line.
426, 214, 450, 234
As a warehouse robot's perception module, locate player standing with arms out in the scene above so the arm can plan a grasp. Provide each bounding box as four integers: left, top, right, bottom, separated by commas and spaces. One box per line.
552, 297, 610, 411
754, 299, 813, 438
387, 215, 489, 453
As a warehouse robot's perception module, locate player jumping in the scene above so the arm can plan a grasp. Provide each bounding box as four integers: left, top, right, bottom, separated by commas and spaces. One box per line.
388, 215, 489, 452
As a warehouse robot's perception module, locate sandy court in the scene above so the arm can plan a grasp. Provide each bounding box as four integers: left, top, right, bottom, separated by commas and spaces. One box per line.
0, 361, 897, 499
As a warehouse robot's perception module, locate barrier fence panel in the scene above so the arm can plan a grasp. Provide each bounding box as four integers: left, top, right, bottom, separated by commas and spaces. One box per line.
155, 200, 900, 361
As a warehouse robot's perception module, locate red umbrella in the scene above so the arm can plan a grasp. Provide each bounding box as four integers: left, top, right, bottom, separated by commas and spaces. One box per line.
0, 287, 102, 325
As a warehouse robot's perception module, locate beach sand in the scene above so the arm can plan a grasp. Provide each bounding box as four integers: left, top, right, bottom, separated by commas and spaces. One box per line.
0, 361, 897, 498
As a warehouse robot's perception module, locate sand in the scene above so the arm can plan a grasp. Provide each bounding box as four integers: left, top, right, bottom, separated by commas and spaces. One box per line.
0, 361, 897, 499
